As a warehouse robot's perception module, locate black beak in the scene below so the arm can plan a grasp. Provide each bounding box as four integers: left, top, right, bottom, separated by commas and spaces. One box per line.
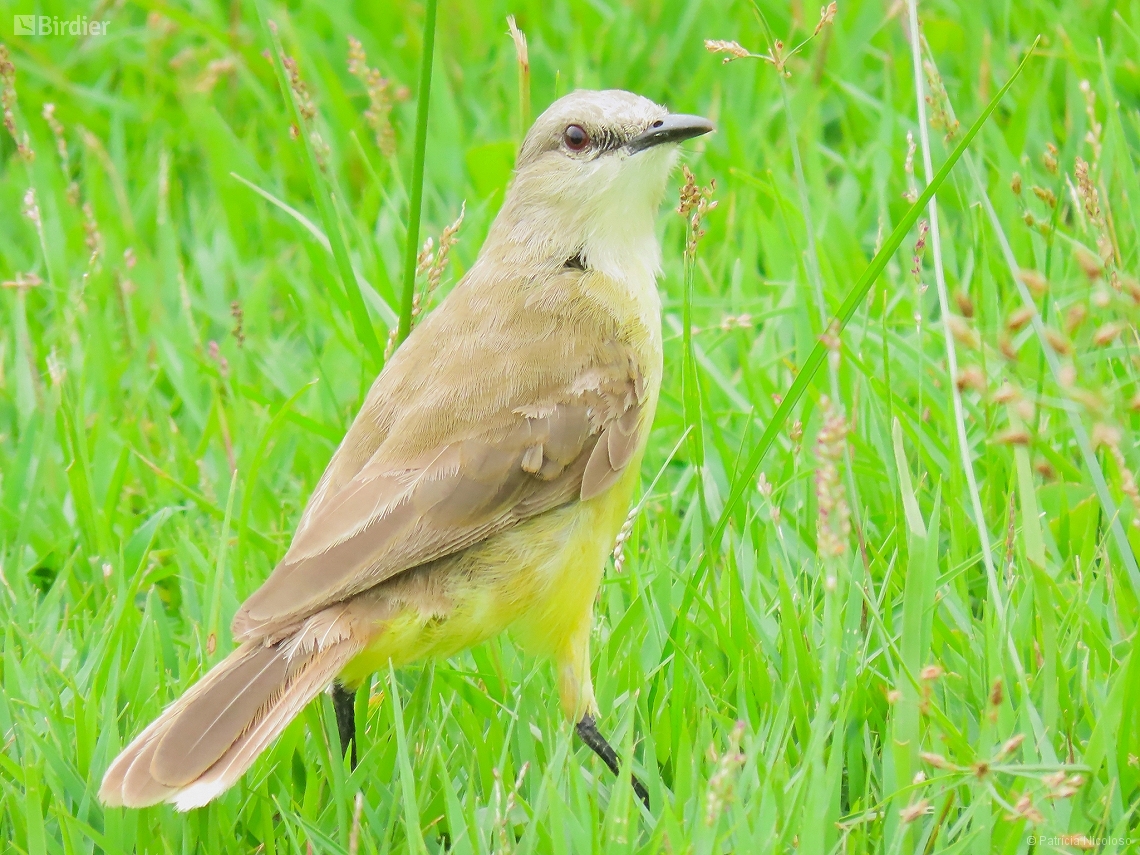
627, 114, 714, 153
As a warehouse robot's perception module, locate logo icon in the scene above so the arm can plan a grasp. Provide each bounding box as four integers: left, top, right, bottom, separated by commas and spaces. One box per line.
11, 14, 109, 37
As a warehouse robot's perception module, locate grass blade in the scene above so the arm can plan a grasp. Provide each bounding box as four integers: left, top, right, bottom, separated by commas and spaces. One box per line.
388, 663, 426, 852
396, 0, 439, 347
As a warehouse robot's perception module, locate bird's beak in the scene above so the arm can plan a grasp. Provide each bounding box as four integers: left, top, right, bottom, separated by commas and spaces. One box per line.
627, 114, 714, 154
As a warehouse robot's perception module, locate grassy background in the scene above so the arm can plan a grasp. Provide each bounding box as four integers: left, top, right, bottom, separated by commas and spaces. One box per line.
2, 0, 1139, 851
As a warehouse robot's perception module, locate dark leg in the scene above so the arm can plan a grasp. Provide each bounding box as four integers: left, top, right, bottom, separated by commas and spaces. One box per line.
576, 714, 650, 810
332, 681, 358, 769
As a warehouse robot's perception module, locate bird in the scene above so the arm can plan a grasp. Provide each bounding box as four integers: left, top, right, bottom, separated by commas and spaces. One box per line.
99, 88, 713, 812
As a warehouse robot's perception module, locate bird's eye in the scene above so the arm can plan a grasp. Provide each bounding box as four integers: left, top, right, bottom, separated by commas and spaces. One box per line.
563, 124, 590, 151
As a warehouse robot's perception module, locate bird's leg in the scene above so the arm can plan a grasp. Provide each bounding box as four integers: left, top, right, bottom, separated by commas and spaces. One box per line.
332, 681, 358, 769
576, 714, 650, 810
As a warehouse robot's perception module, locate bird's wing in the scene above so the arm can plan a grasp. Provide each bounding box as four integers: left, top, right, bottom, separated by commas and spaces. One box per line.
232, 340, 647, 638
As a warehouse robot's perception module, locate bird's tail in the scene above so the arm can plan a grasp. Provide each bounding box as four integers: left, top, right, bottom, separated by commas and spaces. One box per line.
99, 632, 362, 811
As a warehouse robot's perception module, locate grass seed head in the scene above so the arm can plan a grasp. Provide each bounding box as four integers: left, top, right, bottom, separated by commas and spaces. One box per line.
992, 382, 1021, 404
1074, 245, 1102, 280
998, 334, 1019, 361
990, 678, 1003, 706
46, 348, 65, 386
1005, 794, 1044, 824
953, 289, 975, 318
995, 427, 1031, 446
506, 16, 529, 73
911, 219, 928, 284
899, 799, 930, 823
231, 301, 245, 347
207, 340, 228, 377
902, 132, 917, 203
1074, 156, 1113, 264
195, 57, 238, 93
996, 733, 1025, 760
677, 165, 717, 257
1079, 79, 1102, 160
813, 2, 838, 36
1064, 303, 1087, 334
1074, 157, 1101, 221
612, 505, 636, 573
704, 722, 747, 826
1044, 771, 1085, 800
0, 45, 34, 161
718, 313, 754, 331
415, 237, 434, 277
281, 54, 316, 123
280, 51, 331, 169
1018, 269, 1048, 297
922, 60, 959, 139
1091, 423, 1120, 450
947, 315, 980, 350
955, 365, 986, 393
1031, 185, 1056, 208
347, 36, 400, 157
82, 202, 102, 267
920, 752, 952, 769
757, 472, 773, 498
1119, 274, 1140, 304
1092, 321, 1124, 346
1, 271, 42, 291
1007, 305, 1035, 330
920, 664, 944, 681
814, 397, 850, 559
22, 187, 40, 228
42, 103, 75, 199
1043, 327, 1072, 355
704, 39, 751, 63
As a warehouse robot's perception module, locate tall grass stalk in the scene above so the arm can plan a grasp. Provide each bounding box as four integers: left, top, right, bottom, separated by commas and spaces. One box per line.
397, 0, 439, 348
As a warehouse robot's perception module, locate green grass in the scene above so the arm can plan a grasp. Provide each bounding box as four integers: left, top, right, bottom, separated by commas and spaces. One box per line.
2, 0, 1139, 852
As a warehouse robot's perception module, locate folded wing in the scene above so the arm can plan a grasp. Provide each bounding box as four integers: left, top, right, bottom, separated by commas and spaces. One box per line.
233, 352, 647, 639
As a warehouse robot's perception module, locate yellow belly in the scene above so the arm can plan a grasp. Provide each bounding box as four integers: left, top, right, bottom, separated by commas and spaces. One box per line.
337, 459, 640, 688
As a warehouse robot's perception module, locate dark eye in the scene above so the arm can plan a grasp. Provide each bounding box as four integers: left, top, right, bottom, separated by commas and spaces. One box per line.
563, 124, 590, 151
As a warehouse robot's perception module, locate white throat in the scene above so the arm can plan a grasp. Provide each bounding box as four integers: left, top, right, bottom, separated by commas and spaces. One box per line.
481, 141, 679, 299
580, 202, 662, 284
580, 145, 676, 284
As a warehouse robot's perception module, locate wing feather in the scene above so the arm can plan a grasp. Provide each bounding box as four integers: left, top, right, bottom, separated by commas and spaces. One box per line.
233, 354, 647, 639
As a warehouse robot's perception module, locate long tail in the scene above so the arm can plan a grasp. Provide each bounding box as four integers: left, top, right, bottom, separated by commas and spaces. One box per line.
100, 632, 362, 811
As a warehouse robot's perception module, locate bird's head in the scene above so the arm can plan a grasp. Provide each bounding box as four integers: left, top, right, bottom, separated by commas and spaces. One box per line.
487, 89, 713, 278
